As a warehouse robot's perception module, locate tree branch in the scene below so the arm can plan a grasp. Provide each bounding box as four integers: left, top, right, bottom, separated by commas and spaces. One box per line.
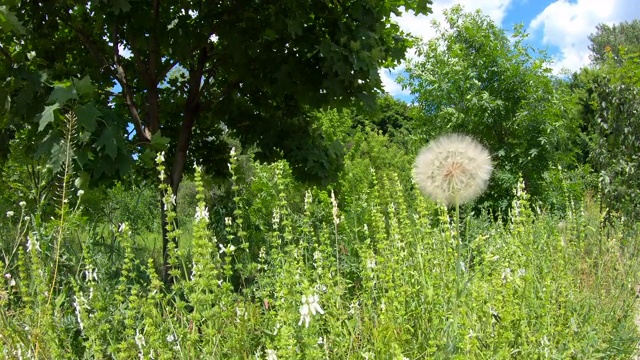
59, 13, 150, 143
111, 23, 152, 143
170, 47, 208, 192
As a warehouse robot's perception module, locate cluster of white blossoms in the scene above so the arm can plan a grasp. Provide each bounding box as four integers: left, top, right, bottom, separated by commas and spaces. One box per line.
298, 293, 324, 328
195, 206, 209, 223
413, 133, 493, 206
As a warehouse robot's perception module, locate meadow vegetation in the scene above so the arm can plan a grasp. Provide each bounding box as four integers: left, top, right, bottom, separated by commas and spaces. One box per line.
2, 3, 640, 359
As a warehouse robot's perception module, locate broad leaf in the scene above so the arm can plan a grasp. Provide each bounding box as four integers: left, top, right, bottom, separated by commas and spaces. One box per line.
75, 102, 100, 132
96, 126, 118, 159
73, 76, 95, 98
47, 84, 77, 106
37, 103, 60, 131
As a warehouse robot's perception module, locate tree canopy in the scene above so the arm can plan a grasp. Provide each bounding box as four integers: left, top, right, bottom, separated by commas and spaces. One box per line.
401, 5, 570, 211
0, 0, 432, 192
589, 19, 640, 64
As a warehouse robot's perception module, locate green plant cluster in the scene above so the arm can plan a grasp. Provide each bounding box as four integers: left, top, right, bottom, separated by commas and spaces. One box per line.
1, 125, 638, 359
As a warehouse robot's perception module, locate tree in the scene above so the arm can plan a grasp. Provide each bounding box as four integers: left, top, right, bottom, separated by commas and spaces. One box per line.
400, 5, 570, 212
589, 20, 640, 64
569, 49, 640, 222
0, 0, 432, 282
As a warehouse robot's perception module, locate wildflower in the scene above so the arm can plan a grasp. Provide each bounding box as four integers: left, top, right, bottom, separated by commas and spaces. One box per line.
265, 349, 278, 360
330, 190, 340, 225
298, 294, 324, 328
219, 243, 236, 254
230, 147, 236, 157
164, 194, 176, 211
413, 133, 492, 206
195, 206, 209, 223
135, 328, 146, 357
5, 273, 15, 287
19, 201, 26, 208
501, 268, 512, 282
366, 257, 376, 269
73, 294, 84, 330
77, 190, 84, 197
304, 190, 312, 210
26, 235, 40, 252
6, 211, 14, 218
155, 151, 165, 164
348, 300, 360, 315
225, 217, 232, 226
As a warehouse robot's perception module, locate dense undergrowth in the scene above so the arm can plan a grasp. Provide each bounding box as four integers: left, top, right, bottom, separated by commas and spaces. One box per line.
1, 129, 639, 359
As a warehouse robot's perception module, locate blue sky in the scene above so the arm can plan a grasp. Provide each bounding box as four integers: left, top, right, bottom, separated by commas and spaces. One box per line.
382, 0, 640, 99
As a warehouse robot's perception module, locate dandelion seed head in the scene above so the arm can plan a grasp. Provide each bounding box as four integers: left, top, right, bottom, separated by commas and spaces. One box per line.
413, 133, 492, 206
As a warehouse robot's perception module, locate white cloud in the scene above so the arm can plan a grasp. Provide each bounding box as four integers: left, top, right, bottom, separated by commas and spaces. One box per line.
529, 0, 640, 73
382, 0, 512, 96
379, 68, 410, 97
392, 0, 512, 44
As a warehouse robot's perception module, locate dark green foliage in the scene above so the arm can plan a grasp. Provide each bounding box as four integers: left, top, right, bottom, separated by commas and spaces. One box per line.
0, 0, 433, 192
570, 52, 640, 221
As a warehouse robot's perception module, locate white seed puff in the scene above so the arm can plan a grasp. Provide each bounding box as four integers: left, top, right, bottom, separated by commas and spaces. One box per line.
413, 133, 493, 206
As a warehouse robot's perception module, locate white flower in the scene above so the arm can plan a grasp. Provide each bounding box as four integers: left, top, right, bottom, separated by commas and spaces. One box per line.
26, 235, 40, 252
331, 190, 339, 225
230, 147, 236, 157
298, 294, 324, 328
219, 243, 236, 254
265, 349, 277, 360
77, 190, 84, 197
155, 151, 165, 164
366, 257, 376, 269
225, 217, 232, 226
164, 194, 176, 211
19, 201, 26, 208
501, 267, 512, 282
348, 301, 360, 315
195, 206, 209, 223
304, 190, 312, 209
6, 211, 14, 218
413, 133, 493, 206
159, 169, 166, 181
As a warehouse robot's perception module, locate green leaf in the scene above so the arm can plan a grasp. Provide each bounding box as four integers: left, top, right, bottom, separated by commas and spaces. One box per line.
48, 141, 70, 172
73, 76, 95, 98
47, 84, 78, 106
0, 6, 26, 35
37, 104, 60, 132
75, 102, 100, 132
96, 127, 118, 159
151, 130, 170, 149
